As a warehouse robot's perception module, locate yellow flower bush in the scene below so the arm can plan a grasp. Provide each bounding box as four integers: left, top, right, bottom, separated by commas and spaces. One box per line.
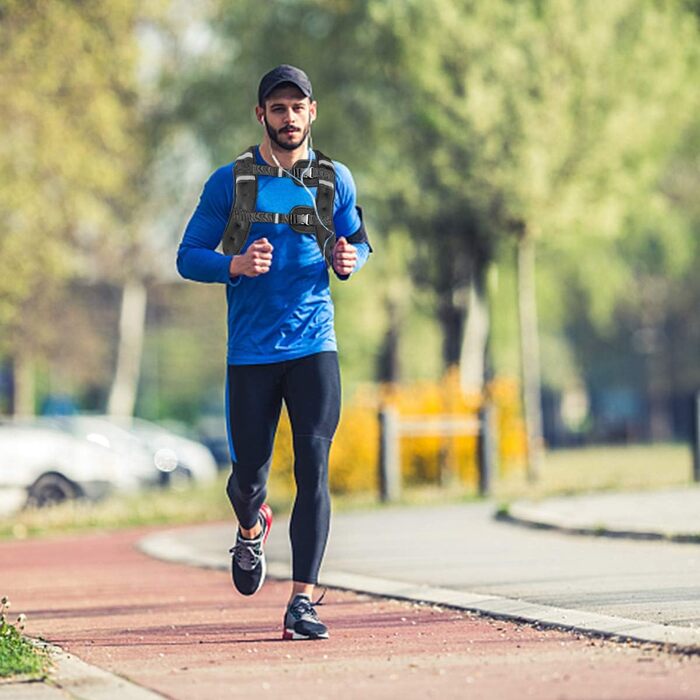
268, 371, 527, 496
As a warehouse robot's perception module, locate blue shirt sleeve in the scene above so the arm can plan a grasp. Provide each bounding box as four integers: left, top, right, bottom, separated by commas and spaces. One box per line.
176, 166, 234, 284
332, 161, 371, 280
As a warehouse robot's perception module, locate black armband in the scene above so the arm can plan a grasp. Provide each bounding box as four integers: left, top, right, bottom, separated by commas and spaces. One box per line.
345, 206, 372, 251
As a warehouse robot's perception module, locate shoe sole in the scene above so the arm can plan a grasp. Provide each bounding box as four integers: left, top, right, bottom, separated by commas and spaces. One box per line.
282, 628, 329, 641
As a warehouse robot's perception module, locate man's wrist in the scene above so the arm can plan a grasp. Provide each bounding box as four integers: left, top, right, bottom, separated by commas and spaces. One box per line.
229, 255, 241, 277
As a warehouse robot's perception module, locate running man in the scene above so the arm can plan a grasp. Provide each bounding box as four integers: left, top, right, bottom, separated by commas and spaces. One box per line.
176, 65, 371, 640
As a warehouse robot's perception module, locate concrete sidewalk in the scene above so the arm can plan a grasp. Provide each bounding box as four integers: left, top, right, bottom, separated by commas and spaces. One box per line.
505, 486, 700, 542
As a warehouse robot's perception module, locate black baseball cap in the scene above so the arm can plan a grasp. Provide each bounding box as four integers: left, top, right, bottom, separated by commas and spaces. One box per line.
258, 64, 313, 105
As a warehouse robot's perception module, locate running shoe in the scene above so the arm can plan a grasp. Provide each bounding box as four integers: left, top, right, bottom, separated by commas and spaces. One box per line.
283, 594, 329, 640
229, 503, 273, 596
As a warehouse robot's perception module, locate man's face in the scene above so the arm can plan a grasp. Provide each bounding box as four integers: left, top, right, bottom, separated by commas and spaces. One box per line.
256, 85, 316, 151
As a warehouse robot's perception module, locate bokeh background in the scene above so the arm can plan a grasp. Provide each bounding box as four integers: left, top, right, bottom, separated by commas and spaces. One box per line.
2, 0, 699, 507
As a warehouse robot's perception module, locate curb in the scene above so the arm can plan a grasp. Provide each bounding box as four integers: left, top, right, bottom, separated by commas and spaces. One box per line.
139, 529, 700, 654
46, 641, 166, 700
0, 641, 167, 700
303, 566, 700, 653
500, 503, 700, 545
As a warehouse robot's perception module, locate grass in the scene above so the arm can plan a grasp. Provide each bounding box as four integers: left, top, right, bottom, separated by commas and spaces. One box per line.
0, 475, 235, 540
493, 442, 694, 502
0, 599, 49, 679
0, 443, 695, 542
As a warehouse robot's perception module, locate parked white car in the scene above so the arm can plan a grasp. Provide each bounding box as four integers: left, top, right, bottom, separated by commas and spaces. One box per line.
124, 417, 218, 484
55, 415, 218, 487
0, 420, 143, 512
0, 414, 218, 515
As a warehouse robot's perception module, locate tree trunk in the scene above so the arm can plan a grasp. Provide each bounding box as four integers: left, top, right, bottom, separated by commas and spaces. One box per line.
107, 278, 148, 417
438, 286, 467, 370
377, 299, 402, 383
646, 328, 673, 442
517, 231, 544, 481
639, 285, 673, 442
459, 264, 490, 396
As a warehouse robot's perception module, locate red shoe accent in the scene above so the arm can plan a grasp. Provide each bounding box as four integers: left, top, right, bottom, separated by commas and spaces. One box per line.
282, 628, 293, 640
260, 503, 273, 544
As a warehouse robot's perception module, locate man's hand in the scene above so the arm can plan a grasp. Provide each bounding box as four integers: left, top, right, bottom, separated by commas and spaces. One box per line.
230, 238, 273, 277
332, 237, 357, 276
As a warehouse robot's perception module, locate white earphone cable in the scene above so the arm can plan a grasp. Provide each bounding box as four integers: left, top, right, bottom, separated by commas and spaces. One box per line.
260, 113, 336, 266
268, 132, 335, 239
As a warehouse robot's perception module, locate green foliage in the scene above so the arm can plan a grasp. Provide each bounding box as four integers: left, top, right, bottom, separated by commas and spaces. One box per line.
3, 0, 698, 426
377, 0, 698, 299
0, 1, 147, 326
333, 225, 444, 386
0, 597, 47, 678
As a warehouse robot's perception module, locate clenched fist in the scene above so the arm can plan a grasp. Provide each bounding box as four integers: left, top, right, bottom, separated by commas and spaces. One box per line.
332, 236, 357, 276
230, 238, 273, 278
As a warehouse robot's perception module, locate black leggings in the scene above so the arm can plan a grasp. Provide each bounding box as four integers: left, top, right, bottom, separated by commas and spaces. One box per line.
225, 351, 340, 584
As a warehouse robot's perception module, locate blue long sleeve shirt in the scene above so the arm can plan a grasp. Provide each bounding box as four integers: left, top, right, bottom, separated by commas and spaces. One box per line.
177, 147, 370, 365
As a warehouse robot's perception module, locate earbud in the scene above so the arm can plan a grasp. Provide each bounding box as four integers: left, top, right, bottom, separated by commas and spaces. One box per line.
260, 115, 266, 125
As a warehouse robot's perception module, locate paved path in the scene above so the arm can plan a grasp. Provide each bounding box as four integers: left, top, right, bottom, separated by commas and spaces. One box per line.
507, 486, 700, 542
2, 528, 700, 700
141, 497, 700, 647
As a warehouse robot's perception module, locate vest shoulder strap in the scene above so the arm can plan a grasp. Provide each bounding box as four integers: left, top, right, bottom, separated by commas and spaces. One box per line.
222, 146, 338, 266
308, 150, 336, 266
222, 146, 257, 255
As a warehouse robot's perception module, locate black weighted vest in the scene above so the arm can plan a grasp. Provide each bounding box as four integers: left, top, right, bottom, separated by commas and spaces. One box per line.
221, 146, 371, 267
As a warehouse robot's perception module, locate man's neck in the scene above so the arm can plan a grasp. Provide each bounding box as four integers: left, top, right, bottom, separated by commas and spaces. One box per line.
259, 138, 309, 170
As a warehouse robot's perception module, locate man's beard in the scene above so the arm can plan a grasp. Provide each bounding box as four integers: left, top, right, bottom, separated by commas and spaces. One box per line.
266, 122, 310, 151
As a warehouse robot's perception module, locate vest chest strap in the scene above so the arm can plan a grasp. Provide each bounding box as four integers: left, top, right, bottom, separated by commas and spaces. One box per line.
222, 146, 338, 266
229, 209, 320, 228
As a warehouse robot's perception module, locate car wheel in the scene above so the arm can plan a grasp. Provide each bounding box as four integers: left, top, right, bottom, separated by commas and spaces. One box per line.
26, 473, 81, 508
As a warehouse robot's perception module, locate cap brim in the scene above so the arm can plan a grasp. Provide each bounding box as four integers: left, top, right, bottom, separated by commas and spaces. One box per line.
261, 79, 312, 101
